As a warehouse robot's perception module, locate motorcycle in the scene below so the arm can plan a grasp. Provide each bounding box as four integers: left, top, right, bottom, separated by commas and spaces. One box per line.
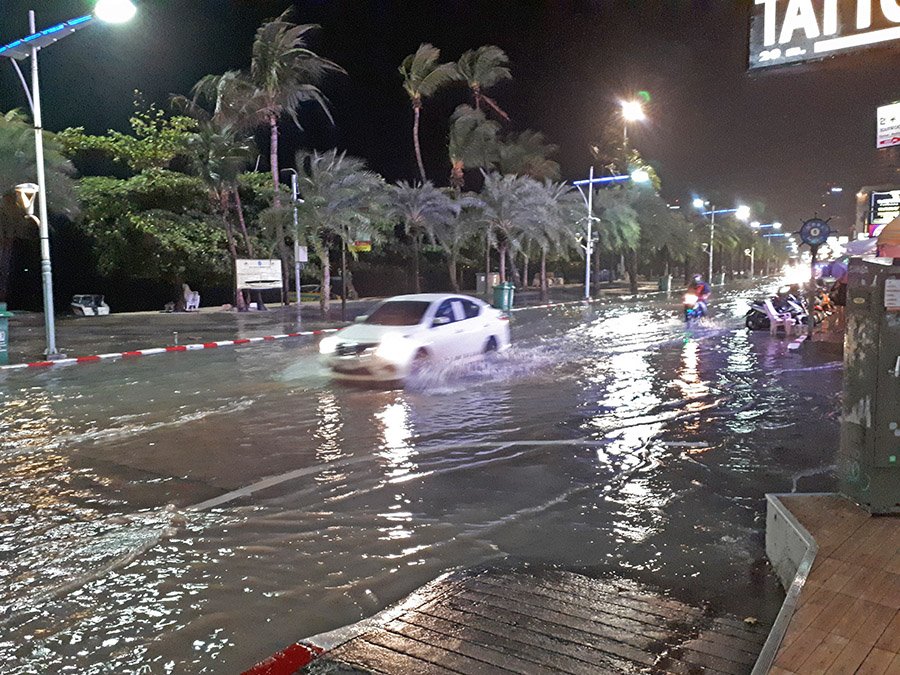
745, 285, 829, 331
683, 292, 707, 323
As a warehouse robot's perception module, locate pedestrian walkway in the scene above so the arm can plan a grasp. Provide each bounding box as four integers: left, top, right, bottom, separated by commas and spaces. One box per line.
248, 569, 770, 674
767, 495, 900, 674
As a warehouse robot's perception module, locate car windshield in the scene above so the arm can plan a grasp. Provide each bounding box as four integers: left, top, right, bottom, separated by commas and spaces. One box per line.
365, 300, 431, 326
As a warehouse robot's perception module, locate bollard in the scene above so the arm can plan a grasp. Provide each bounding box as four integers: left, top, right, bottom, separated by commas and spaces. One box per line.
0, 302, 13, 366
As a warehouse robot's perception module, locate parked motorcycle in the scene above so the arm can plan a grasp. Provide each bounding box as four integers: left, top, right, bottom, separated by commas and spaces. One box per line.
745, 285, 830, 331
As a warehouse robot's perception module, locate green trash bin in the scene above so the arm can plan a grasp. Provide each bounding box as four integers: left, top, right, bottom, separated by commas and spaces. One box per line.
492, 282, 515, 311
0, 302, 13, 366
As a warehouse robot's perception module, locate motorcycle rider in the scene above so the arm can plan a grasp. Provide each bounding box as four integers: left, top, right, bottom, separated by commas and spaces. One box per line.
687, 274, 711, 315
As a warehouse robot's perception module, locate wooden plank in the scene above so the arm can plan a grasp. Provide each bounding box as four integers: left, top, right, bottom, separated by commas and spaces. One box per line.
823, 639, 874, 674
398, 609, 624, 675
855, 647, 898, 675
363, 629, 513, 675
442, 591, 659, 666
318, 639, 457, 675
415, 598, 643, 674
793, 632, 849, 672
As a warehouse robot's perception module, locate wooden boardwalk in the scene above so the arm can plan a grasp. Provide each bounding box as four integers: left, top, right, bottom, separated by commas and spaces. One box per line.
771, 495, 900, 674
303, 569, 770, 674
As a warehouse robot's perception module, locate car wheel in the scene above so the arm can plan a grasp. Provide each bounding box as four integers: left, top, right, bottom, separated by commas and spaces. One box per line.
409, 349, 430, 375
483, 337, 499, 354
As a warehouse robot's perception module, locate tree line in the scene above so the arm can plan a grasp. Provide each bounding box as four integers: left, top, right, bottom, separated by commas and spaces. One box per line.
0, 8, 788, 312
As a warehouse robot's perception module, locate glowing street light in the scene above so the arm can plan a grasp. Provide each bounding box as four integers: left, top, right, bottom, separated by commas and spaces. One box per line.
621, 99, 646, 151
0, 0, 136, 358
630, 168, 651, 184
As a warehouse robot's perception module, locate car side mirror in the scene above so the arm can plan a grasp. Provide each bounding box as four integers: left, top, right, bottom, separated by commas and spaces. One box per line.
355, 315, 368, 323
432, 316, 451, 328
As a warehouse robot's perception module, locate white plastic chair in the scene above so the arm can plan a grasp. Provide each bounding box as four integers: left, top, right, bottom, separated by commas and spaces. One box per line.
763, 299, 797, 336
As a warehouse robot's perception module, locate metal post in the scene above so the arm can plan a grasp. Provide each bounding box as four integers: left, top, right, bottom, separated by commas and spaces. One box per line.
750, 246, 756, 278
290, 173, 302, 311
29, 10, 59, 358
341, 242, 347, 322
584, 166, 594, 300
707, 207, 716, 284
808, 244, 818, 341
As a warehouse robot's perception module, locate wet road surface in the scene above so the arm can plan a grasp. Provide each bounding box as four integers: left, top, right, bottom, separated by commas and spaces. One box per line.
0, 283, 842, 673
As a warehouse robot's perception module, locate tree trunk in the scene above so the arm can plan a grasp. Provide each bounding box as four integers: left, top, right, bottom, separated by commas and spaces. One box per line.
0, 238, 13, 304
540, 248, 549, 302
219, 193, 246, 312
448, 251, 460, 292
450, 160, 465, 191
269, 115, 289, 304
413, 101, 427, 184
231, 187, 254, 256
317, 240, 331, 314
627, 249, 639, 295
522, 254, 529, 289
507, 248, 521, 287
499, 243, 507, 283
412, 235, 421, 293
484, 228, 491, 296
593, 242, 602, 297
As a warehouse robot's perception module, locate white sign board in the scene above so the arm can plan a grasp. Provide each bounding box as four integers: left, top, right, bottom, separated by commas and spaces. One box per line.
749, 1, 900, 70
885, 278, 900, 311
236, 259, 283, 290
296, 245, 308, 263
877, 102, 900, 149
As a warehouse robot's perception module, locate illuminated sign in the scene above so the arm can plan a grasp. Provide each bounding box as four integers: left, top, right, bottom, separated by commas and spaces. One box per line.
749, 0, 900, 70
877, 101, 900, 149
869, 189, 900, 236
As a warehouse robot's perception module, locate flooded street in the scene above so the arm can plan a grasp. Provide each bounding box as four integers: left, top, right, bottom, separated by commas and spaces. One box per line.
0, 283, 842, 673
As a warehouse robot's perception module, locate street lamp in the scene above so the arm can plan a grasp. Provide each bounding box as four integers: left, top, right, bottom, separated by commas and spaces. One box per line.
573, 167, 652, 300
1, 1, 136, 358
621, 99, 646, 152
694, 199, 751, 284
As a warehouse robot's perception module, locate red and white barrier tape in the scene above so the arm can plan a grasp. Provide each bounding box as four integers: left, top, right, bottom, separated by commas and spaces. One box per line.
241, 642, 324, 675
0, 329, 338, 372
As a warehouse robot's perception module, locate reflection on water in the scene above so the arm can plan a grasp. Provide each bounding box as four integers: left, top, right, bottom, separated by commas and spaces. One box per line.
0, 286, 842, 673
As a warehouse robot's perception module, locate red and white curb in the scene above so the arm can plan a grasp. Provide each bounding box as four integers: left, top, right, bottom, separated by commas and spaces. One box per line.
0, 329, 338, 372
241, 642, 324, 675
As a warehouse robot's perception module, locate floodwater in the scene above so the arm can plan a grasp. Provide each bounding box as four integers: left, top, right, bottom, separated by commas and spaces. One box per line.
0, 283, 842, 673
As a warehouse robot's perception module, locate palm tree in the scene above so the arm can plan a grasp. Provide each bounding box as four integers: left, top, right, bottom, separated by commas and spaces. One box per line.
498, 130, 561, 181
0, 110, 77, 304
390, 182, 458, 293
525, 181, 580, 301
185, 122, 257, 310
448, 105, 500, 191
426, 193, 482, 292
291, 149, 388, 313
456, 45, 512, 121
400, 44, 460, 183
477, 172, 546, 283
194, 10, 345, 300
592, 187, 641, 294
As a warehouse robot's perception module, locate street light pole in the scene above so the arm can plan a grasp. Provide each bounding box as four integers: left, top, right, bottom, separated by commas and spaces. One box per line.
28, 10, 58, 357
2, 1, 136, 359
584, 166, 594, 300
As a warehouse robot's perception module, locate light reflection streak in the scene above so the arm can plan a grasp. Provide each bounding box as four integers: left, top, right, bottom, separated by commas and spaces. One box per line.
313, 391, 346, 484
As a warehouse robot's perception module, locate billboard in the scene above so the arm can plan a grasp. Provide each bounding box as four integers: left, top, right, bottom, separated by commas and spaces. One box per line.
235, 259, 283, 290
869, 190, 900, 237
877, 102, 900, 149
749, 1, 900, 70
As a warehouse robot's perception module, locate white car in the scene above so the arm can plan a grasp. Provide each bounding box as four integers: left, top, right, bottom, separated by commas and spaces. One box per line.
319, 293, 511, 381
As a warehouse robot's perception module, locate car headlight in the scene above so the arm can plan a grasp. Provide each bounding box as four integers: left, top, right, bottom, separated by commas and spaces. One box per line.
375, 333, 413, 362
319, 336, 340, 355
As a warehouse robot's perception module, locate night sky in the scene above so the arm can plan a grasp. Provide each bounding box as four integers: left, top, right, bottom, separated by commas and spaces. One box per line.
2, 0, 899, 233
